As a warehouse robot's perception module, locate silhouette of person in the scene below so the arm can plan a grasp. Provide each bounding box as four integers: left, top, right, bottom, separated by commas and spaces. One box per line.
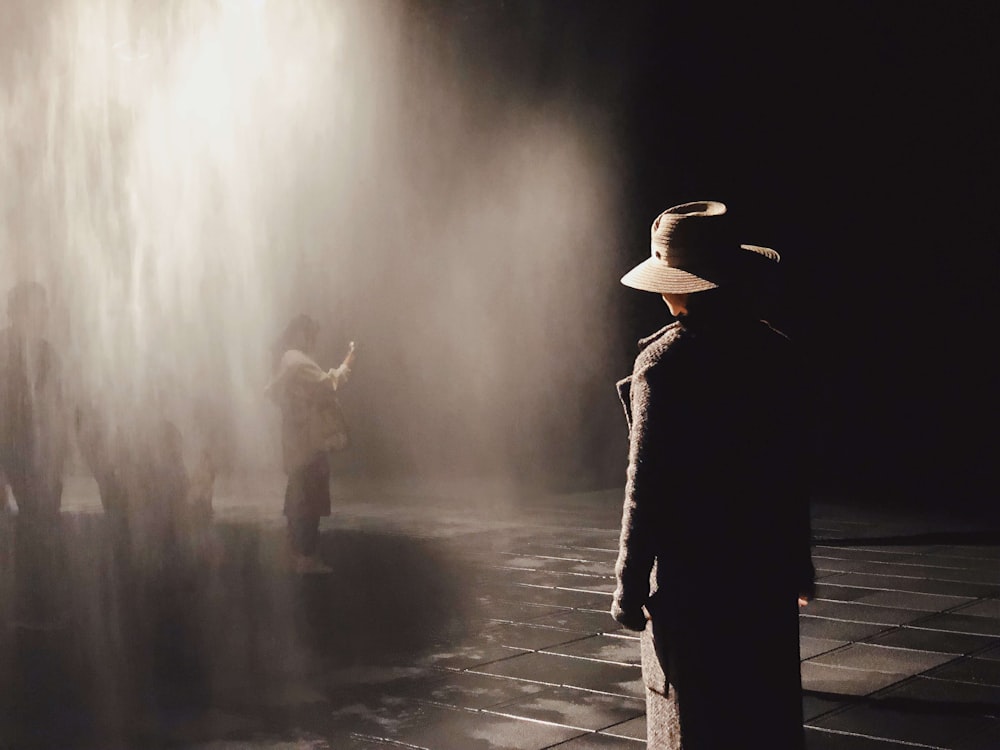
0, 281, 68, 626
612, 202, 814, 749
266, 314, 356, 574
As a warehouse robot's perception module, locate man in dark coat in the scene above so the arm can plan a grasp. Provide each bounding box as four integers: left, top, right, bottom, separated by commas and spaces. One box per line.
611, 202, 815, 749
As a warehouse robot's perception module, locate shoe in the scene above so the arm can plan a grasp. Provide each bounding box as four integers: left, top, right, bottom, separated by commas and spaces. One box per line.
294, 555, 333, 575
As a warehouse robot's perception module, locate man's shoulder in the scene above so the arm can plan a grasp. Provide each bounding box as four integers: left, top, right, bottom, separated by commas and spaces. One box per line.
634, 322, 686, 372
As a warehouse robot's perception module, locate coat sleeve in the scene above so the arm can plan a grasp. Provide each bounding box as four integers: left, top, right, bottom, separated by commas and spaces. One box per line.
612, 365, 664, 631
327, 363, 351, 390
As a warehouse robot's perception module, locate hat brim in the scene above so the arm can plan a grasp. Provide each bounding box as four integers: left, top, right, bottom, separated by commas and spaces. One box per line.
621, 244, 780, 294
621, 259, 718, 293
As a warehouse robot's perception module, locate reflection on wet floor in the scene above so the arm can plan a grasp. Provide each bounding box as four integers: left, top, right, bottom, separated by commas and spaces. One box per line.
3, 477, 1000, 748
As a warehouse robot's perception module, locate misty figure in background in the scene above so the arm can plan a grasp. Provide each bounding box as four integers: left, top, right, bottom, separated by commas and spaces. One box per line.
266, 314, 357, 575
0, 282, 67, 520
612, 202, 815, 749
0, 281, 68, 626
73, 404, 222, 714
74, 400, 220, 560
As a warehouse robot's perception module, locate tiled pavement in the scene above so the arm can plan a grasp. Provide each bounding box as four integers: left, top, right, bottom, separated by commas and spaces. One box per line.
51, 478, 1000, 748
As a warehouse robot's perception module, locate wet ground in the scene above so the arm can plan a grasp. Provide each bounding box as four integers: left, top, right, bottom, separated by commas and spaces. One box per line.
2, 475, 999, 748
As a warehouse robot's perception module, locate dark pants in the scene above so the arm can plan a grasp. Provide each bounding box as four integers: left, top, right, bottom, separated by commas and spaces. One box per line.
287, 516, 320, 557
284, 453, 331, 556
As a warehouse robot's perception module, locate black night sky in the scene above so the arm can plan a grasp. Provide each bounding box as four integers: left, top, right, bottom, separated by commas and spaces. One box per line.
416, 1, 998, 511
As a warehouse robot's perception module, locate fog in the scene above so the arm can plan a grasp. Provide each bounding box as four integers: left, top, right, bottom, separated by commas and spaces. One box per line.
1, 0, 626, 484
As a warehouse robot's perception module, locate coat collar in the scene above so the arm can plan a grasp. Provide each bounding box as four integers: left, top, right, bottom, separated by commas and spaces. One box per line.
637, 321, 682, 352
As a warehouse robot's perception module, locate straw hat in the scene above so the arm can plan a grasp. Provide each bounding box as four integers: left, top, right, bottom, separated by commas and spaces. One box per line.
621, 201, 779, 293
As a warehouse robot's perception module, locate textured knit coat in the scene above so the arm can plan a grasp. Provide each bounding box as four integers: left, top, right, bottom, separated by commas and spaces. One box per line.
612, 315, 814, 750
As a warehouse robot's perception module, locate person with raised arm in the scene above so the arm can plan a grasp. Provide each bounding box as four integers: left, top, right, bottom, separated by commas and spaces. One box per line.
266, 314, 357, 574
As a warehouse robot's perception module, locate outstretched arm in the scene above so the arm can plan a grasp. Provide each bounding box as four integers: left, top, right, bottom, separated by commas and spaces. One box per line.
327, 341, 357, 390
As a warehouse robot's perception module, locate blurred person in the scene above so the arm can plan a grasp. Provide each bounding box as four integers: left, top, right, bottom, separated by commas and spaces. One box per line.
75, 399, 220, 560
612, 202, 814, 749
0, 281, 67, 518
0, 281, 68, 626
266, 314, 357, 574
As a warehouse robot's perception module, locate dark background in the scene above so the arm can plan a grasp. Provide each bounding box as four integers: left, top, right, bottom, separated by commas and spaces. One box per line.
395, 1, 998, 510
2, 0, 994, 512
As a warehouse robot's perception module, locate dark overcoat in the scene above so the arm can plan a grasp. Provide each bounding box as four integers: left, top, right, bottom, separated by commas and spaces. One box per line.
612, 315, 814, 749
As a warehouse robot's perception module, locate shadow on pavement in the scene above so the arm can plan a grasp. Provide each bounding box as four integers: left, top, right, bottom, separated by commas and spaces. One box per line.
815, 530, 1000, 547
804, 689, 1000, 720
0, 514, 479, 748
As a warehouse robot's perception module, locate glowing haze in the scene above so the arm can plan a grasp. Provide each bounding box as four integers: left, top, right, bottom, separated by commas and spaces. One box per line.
0, 0, 624, 480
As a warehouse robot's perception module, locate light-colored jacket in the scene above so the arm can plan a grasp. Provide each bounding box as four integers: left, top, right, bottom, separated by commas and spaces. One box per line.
265, 349, 350, 473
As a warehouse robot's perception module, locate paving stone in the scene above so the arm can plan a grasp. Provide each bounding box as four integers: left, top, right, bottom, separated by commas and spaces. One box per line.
341, 739, 399, 749
801, 637, 849, 660
417, 670, 551, 710
952, 721, 1000, 749
953, 599, 1000, 619
798, 616, 893, 642
803, 692, 850, 722
489, 584, 612, 611
325, 699, 457, 743
854, 590, 974, 612
821, 573, 1000, 599
487, 568, 615, 594
187, 741, 334, 750
800, 662, 910, 696
801, 600, 926, 626
864, 627, 1000, 655
810, 699, 996, 748
814, 558, 882, 575
498, 555, 581, 572
815, 584, 881, 602
912, 613, 1000, 637
812, 546, 927, 563
926, 657, 1000, 687
598, 715, 646, 740
487, 685, 644, 731
973, 644, 1000, 662
393, 706, 585, 750
498, 554, 612, 577
506, 544, 615, 564
804, 727, 914, 749
906, 565, 1000, 586
547, 732, 645, 748
879, 675, 1000, 711
473, 652, 643, 698
527, 609, 625, 635
808, 643, 954, 675
503, 543, 600, 560
482, 622, 589, 651
542, 634, 640, 666
936, 546, 1000, 561
557, 531, 619, 549
416, 643, 528, 671
473, 598, 572, 624
548, 548, 620, 565
920, 555, 1000, 573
